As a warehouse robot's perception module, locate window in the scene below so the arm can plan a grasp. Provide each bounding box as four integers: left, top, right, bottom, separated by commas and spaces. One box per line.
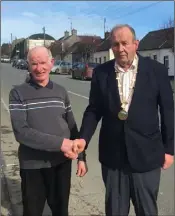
104, 56, 106, 63
95, 58, 97, 63
99, 57, 101, 64
164, 56, 169, 69
153, 55, 157, 61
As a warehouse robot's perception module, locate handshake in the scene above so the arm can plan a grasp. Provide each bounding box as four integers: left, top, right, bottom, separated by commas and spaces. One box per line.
61, 138, 86, 160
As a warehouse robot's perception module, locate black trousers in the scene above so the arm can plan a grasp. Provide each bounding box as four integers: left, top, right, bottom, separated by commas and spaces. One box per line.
101, 165, 161, 216
20, 160, 72, 216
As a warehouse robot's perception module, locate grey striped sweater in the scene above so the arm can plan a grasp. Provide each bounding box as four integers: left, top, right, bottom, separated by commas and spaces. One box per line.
9, 77, 85, 169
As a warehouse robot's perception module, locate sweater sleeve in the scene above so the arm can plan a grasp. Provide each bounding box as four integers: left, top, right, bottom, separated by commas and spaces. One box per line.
9, 88, 64, 152
65, 90, 86, 161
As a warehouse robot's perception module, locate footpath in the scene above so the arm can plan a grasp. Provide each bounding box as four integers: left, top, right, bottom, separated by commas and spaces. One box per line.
1, 103, 106, 216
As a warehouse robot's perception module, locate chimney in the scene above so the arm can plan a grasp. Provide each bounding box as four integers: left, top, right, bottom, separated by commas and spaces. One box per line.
71, 29, 77, 36
105, 31, 110, 39
64, 30, 69, 37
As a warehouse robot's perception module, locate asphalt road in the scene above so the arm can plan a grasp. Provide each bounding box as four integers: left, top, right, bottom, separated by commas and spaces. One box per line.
1, 63, 174, 215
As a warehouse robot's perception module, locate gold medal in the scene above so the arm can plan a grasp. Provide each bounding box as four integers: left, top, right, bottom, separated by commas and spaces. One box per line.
118, 110, 128, 120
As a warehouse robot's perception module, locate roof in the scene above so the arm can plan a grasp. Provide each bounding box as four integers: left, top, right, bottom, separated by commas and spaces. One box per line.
28, 33, 55, 40
96, 36, 111, 52
78, 35, 102, 44
66, 42, 81, 54
138, 27, 174, 51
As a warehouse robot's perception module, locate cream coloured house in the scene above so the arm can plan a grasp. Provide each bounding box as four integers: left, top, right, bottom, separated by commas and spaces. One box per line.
93, 37, 114, 64
138, 27, 174, 78
24, 33, 55, 54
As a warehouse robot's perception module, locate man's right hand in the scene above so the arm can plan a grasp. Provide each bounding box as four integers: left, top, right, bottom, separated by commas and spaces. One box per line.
61, 138, 78, 160
73, 139, 86, 154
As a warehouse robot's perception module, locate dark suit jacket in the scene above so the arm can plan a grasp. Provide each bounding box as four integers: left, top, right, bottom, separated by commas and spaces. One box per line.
79, 55, 174, 172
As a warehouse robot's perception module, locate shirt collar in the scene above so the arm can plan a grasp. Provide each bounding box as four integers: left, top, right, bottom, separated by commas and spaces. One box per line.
27, 74, 53, 89
115, 54, 138, 73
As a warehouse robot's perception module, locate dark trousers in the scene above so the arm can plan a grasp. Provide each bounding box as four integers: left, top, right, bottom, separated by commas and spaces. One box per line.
20, 160, 72, 216
101, 165, 161, 216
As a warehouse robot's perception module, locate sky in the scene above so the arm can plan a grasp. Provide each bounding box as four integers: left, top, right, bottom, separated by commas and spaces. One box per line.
1, 1, 174, 44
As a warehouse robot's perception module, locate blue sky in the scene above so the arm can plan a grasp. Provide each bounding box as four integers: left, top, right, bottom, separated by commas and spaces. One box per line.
1, 1, 174, 44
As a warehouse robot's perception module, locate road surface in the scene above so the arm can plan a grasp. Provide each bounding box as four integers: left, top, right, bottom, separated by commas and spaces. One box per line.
1, 63, 174, 215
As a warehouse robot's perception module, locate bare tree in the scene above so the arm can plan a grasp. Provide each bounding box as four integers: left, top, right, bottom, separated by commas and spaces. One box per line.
50, 41, 69, 60
160, 17, 174, 29
159, 17, 174, 53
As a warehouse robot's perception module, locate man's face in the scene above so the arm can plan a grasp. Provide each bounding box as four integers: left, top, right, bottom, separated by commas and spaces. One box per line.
111, 27, 139, 67
29, 49, 54, 83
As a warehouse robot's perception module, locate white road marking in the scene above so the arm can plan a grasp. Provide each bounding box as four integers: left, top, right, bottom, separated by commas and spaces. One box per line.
1, 98, 9, 113
68, 91, 89, 99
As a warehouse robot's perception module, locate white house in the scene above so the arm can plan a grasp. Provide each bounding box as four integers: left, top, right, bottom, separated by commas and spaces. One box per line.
93, 32, 114, 64
138, 27, 174, 78
24, 33, 55, 55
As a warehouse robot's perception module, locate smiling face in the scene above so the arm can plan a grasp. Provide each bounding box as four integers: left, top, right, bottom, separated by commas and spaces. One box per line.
28, 47, 54, 86
111, 26, 139, 69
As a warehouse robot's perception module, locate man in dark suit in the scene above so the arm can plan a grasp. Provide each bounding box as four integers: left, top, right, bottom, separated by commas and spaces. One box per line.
75, 24, 174, 216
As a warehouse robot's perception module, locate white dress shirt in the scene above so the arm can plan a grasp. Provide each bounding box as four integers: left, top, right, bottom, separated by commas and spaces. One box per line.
115, 55, 138, 112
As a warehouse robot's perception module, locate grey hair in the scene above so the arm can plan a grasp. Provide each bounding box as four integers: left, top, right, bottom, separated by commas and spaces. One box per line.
110, 24, 137, 40
27, 46, 53, 62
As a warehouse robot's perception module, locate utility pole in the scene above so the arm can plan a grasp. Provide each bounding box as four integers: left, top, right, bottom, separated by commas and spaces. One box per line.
68, 17, 72, 33
10, 33, 13, 58
42, 27, 46, 46
104, 18, 106, 38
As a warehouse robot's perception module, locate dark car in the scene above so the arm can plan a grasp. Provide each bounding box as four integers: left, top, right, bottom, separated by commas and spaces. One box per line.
18, 60, 28, 70
71, 62, 100, 80
16, 59, 28, 70
12, 59, 18, 67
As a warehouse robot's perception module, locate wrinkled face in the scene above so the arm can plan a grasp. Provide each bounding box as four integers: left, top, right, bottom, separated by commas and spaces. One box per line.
111, 27, 139, 67
28, 48, 54, 83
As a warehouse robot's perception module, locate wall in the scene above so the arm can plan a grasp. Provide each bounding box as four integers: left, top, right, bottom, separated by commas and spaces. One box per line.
28, 39, 55, 50
138, 48, 174, 77
93, 50, 109, 64
93, 48, 114, 64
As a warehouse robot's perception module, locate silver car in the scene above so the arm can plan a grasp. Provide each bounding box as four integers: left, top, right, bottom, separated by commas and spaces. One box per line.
51, 61, 72, 75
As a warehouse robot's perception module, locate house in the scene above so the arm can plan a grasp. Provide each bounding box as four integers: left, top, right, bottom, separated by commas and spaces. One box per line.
49, 29, 102, 62
138, 27, 174, 78
11, 33, 55, 59
63, 37, 102, 64
93, 32, 114, 64
24, 33, 55, 55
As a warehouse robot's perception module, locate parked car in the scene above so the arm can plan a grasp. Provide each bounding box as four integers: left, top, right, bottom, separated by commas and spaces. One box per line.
71, 62, 100, 80
17, 59, 28, 70
12, 59, 18, 67
51, 61, 72, 74
1, 56, 11, 63
14, 59, 23, 68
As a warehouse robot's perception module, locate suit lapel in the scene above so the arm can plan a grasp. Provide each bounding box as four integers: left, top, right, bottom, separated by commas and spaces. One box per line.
128, 55, 149, 116
107, 60, 121, 115
107, 56, 149, 117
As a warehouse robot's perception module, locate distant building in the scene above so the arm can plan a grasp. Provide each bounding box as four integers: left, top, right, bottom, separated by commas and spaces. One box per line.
138, 27, 174, 78
11, 33, 55, 59
93, 32, 114, 64
49, 29, 102, 62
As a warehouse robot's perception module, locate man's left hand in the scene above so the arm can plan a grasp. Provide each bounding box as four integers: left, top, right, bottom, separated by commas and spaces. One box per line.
162, 154, 174, 170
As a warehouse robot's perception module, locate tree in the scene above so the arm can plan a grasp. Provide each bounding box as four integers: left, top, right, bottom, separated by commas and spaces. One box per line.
76, 42, 99, 63
1, 43, 11, 56
160, 17, 174, 53
50, 41, 69, 60
161, 17, 174, 29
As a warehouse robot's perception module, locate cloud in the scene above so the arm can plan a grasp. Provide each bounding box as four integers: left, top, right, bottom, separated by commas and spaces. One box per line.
22, 12, 38, 18
1, 1, 174, 44
1, 9, 119, 43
